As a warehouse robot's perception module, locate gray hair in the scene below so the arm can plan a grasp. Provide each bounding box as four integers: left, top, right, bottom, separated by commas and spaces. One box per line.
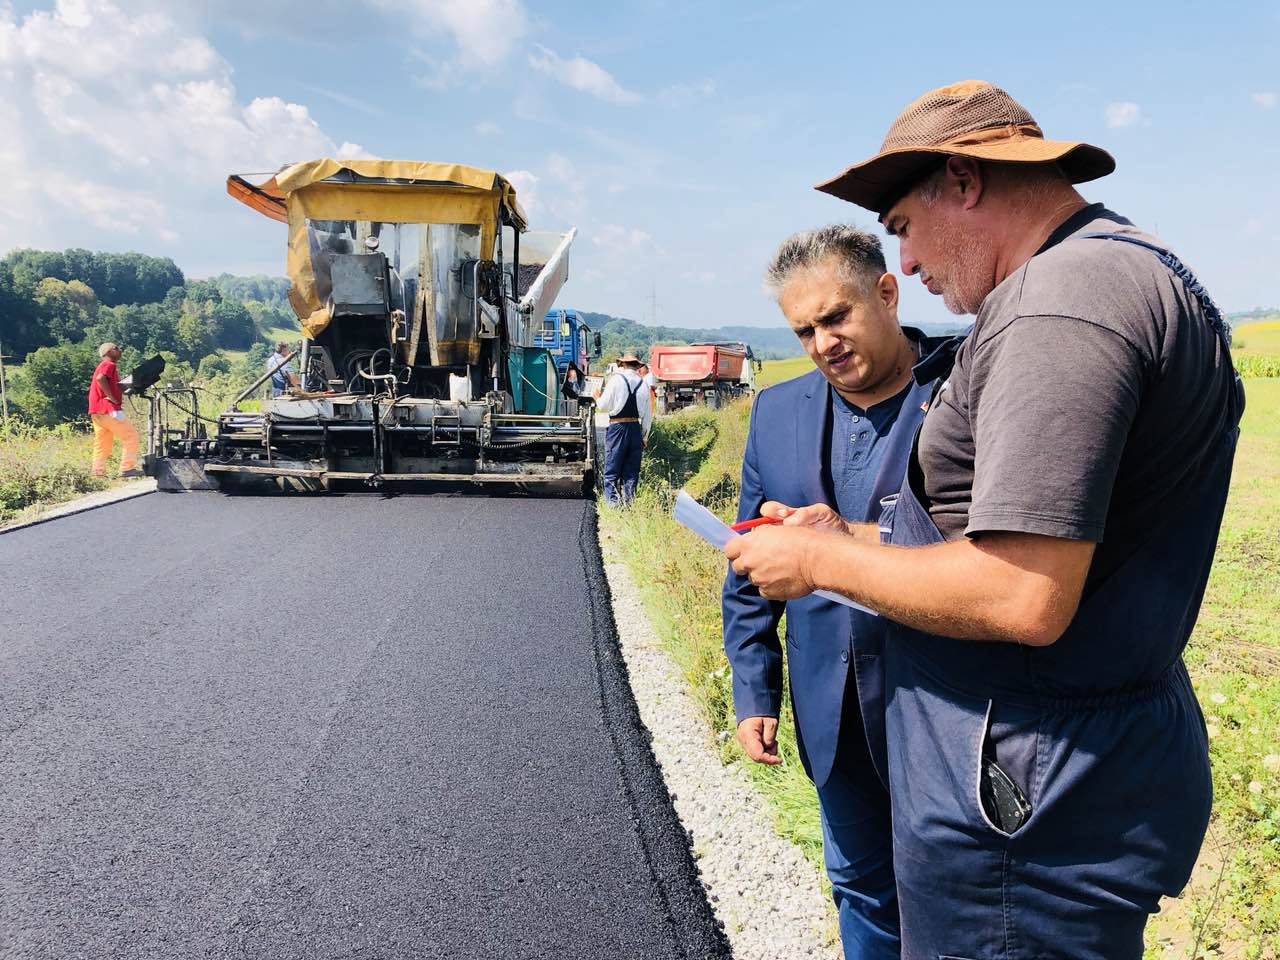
764, 225, 887, 299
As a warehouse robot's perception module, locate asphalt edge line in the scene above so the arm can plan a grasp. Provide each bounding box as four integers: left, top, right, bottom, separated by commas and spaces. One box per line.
0, 482, 158, 536
579, 499, 734, 960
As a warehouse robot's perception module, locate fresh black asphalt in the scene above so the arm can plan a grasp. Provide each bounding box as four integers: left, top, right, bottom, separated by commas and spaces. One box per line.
0, 492, 730, 959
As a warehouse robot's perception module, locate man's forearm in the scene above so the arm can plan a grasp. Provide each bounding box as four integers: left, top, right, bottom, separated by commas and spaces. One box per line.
801, 531, 1092, 646
97, 376, 118, 408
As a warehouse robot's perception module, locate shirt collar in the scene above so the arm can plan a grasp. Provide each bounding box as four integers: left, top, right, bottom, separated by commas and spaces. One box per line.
911, 326, 970, 385
1035, 201, 1111, 256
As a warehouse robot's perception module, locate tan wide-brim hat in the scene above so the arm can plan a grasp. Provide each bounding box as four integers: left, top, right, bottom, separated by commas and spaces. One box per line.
618, 353, 642, 364
816, 80, 1116, 214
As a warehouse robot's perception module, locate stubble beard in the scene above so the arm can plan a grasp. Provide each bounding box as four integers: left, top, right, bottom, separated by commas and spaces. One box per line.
927, 218, 996, 316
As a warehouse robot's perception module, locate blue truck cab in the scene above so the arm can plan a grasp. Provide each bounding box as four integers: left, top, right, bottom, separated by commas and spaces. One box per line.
534, 308, 602, 377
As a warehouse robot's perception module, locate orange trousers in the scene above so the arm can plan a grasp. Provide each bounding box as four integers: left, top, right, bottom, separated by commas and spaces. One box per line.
90, 413, 140, 475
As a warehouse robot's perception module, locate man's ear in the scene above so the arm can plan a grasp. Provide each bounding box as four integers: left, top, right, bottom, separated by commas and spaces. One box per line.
946, 156, 985, 211
876, 272, 899, 312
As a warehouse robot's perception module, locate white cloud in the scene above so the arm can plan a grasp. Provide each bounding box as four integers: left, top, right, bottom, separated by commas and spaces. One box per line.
681, 270, 717, 285
593, 224, 664, 257
0, 0, 368, 249
385, 0, 527, 66
1252, 91, 1277, 109
660, 79, 716, 105
1104, 101, 1142, 129
475, 120, 501, 137
391, 0, 528, 87
504, 154, 586, 226
503, 169, 539, 216
528, 45, 640, 104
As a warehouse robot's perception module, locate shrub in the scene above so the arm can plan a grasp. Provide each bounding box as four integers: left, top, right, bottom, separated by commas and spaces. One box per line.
1237, 354, 1280, 379
11, 340, 98, 426
0, 423, 110, 522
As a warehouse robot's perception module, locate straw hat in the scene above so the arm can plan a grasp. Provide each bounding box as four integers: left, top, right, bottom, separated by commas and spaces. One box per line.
617, 353, 642, 365
816, 80, 1115, 214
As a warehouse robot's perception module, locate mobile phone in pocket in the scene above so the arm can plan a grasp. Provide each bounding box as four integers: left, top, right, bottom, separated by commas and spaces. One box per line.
980, 754, 1032, 834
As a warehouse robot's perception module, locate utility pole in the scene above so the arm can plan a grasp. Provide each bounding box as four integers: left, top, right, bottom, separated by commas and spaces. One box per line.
0, 339, 10, 431
648, 283, 659, 326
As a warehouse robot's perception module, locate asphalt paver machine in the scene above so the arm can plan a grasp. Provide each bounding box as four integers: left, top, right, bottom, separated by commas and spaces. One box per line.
148, 159, 594, 495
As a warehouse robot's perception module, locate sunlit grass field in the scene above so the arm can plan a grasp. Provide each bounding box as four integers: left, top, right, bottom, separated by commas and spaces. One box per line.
604, 361, 1280, 960
1233, 318, 1280, 356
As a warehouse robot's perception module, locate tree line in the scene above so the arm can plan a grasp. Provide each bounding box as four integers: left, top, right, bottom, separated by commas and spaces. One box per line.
577, 310, 805, 362
0, 248, 297, 427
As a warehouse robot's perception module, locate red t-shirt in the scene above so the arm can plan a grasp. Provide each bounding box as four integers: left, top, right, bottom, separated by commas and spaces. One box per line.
87, 358, 121, 414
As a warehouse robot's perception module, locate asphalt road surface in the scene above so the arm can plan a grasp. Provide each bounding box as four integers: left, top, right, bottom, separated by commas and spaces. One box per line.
0, 492, 729, 959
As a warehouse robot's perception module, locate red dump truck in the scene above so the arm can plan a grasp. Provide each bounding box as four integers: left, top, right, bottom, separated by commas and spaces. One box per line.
649, 341, 759, 414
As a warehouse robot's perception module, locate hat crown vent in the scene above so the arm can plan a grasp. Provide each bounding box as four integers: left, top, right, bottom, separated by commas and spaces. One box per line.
882, 81, 1037, 150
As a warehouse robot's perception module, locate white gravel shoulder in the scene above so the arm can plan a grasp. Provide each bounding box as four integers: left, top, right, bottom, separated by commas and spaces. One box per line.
600, 537, 839, 959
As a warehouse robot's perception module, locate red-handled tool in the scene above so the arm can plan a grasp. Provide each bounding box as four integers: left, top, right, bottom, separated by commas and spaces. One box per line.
729, 516, 782, 532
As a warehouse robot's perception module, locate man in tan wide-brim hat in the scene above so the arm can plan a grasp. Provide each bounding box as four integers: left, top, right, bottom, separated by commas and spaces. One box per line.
815, 79, 1115, 214
724, 80, 1243, 959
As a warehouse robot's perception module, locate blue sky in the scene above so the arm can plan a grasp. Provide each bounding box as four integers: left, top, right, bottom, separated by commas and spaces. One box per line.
1, 0, 1276, 330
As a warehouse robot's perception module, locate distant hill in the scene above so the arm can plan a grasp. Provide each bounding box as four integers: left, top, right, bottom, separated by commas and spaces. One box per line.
574, 310, 966, 361
575, 311, 803, 360
1227, 308, 1279, 324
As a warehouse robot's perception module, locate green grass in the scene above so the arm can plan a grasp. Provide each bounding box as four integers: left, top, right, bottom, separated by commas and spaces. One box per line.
602, 371, 1280, 960
757, 355, 812, 387
0, 419, 142, 525
1150, 379, 1280, 959
261, 323, 301, 344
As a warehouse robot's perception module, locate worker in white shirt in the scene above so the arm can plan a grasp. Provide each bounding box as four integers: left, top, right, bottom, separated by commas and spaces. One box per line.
594, 352, 652, 505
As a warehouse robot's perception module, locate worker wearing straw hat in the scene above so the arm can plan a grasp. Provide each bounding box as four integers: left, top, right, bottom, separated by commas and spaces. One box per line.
724, 80, 1242, 958
595, 352, 651, 505
87, 342, 142, 479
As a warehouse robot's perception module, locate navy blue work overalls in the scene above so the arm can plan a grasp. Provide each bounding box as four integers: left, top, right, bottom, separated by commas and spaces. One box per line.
604, 375, 644, 505
879, 235, 1245, 960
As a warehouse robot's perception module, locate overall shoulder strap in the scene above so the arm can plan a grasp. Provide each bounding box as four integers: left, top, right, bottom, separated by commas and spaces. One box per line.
1079, 232, 1226, 336
1080, 232, 1243, 422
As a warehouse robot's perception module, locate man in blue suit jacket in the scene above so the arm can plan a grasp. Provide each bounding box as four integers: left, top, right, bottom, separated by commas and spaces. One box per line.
723, 225, 961, 958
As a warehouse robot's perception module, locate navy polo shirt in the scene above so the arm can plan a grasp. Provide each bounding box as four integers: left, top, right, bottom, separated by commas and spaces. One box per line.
827, 382, 912, 523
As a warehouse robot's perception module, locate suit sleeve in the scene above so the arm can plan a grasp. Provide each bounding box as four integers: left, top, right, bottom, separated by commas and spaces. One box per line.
721, 392, 785, 722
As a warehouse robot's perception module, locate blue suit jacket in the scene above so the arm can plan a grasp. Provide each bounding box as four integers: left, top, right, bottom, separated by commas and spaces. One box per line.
721, 332, 962, 788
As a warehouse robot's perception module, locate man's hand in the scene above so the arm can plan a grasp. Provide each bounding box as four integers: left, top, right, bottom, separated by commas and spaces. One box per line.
737, 716, 781, 765
762, 500, 852, 534
724, 525, 822, 600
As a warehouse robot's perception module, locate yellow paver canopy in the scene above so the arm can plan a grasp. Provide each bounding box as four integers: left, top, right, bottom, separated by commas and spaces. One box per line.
227, 159, 527, 337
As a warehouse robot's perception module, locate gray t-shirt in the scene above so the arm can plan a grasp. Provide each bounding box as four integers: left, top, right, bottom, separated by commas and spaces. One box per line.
916, 205, 1236, 579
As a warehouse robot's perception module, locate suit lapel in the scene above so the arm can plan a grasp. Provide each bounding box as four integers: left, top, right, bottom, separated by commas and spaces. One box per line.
868, 375, 933, 509
795, 371, 835, 507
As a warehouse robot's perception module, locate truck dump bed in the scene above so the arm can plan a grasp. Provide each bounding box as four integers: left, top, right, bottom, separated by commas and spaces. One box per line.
650, 343, 746, 383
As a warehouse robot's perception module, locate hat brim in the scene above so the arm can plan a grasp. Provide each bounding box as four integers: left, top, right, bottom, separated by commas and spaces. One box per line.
815, 138, 1116, 213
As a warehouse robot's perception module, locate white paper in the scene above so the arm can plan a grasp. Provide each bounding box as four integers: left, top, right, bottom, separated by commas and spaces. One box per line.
673, 490, 878, 617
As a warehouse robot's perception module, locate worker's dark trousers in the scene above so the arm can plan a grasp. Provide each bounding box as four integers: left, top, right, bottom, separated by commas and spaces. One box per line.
876, 421, 1238, 959
604, 422, 642, 505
